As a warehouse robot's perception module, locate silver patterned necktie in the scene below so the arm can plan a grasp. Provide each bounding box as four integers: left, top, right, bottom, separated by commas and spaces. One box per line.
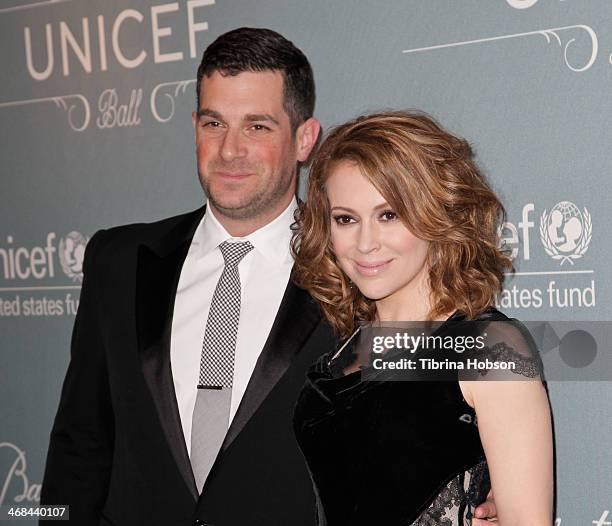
190, 240, 254, 493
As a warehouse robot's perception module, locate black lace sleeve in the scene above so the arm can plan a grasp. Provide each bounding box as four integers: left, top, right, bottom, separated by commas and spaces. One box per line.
461, 318, 544, 381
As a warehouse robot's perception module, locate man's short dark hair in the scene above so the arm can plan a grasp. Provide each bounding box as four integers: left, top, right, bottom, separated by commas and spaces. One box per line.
196, 27, 315, 132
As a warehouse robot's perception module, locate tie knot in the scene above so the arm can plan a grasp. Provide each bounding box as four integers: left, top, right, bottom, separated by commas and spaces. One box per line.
219, 240, 254, 267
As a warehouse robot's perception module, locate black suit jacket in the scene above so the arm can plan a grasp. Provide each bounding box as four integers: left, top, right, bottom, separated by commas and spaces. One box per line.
41, 206, 337, 526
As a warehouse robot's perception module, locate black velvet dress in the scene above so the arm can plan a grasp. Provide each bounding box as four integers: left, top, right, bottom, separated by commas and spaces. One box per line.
293, 308, 540, 525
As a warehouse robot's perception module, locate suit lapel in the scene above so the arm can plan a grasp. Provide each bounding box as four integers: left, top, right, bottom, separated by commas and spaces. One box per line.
218, 277, 322, 453
135, 206, 323, 499
136, 206, 205, 501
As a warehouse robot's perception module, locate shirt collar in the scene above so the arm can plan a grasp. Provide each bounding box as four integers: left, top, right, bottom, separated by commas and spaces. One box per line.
192, 198, 297, 266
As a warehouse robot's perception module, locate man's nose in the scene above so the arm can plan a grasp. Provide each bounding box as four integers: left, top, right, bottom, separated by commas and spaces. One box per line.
220, 128, 246, 162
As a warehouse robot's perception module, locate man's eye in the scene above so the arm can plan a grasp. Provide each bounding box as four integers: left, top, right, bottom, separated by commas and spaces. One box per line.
202, 121, 221, 128
380, 210, 397, 221
332, 215, 355, 225
250, 124, 270, 131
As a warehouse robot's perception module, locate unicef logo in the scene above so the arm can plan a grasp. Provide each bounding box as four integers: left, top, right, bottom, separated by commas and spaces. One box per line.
58, 231, 89, 282
539, 202, 592, 266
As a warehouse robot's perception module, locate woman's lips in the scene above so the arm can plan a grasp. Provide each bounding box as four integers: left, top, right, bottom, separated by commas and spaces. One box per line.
354, 259, 393, 276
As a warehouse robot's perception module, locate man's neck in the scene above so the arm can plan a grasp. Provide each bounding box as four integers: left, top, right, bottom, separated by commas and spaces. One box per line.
209, 196, 295, 237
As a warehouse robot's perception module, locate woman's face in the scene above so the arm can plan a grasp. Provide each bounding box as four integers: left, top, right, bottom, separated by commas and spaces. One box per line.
326, 161, 430, 315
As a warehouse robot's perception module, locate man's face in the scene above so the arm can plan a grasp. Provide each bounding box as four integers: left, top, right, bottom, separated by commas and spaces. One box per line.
193, 70, 316, 229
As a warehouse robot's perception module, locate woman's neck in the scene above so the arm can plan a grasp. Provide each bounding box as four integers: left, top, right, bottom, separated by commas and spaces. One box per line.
373, 269, 451, 322
374, 274, 431, 322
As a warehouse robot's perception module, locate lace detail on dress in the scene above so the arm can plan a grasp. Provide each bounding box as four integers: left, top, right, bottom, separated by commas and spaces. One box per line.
410, 461, 490, 526
472, 341, 543, 378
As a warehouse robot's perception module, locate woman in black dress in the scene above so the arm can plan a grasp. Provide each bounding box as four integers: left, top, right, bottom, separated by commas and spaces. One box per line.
291, 111, 553, 525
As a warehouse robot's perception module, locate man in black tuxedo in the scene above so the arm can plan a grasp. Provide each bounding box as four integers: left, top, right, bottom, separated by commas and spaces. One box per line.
41, 27, 336, 526
41, 27, 498, 526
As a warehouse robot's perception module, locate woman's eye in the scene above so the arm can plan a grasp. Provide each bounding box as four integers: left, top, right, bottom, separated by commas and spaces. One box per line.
333, 215, 355, 225
380, 210, 397, 221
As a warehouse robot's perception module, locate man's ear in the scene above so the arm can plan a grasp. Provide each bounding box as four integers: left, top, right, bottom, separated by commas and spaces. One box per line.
192, 111, 198, 133
295, 117, 321, 162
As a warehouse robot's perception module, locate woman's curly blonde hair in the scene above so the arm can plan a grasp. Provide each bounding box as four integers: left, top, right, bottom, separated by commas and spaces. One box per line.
291, 110, 513, 340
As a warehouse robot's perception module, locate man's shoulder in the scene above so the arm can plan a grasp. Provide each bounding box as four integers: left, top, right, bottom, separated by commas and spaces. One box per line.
89, 206, 205, 258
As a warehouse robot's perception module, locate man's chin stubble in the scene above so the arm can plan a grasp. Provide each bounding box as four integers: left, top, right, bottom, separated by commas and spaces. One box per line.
201, 175, 295, 222
210, 199, 265, 220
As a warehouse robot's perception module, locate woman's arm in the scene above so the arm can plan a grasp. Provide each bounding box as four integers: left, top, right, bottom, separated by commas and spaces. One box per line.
460, 378, 553, 526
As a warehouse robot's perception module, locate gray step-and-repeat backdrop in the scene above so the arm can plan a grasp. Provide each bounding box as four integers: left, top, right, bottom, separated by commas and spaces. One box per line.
1, 0, 610, 524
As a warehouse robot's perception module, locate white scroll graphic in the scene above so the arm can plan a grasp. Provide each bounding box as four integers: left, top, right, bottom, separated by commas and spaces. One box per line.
506, 0, 539, 8
0, 94, 90, 131
403, 25, 598, 73
0, 0, 70, 15
150, 79, 196, 123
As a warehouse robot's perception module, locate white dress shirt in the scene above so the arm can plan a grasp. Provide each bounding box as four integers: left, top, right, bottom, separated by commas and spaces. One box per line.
170, 198, 296, 455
